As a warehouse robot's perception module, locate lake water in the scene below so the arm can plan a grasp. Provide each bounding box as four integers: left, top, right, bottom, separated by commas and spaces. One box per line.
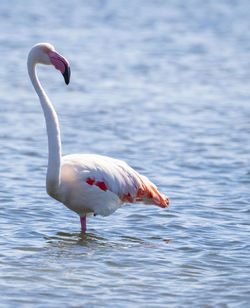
0, 0, 249, 307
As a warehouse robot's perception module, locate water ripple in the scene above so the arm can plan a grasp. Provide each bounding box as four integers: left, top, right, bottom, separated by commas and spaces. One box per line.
0, 0, 250, 307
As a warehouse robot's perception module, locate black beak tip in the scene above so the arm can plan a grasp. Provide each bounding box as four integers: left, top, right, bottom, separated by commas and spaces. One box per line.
63, 65, 71, 85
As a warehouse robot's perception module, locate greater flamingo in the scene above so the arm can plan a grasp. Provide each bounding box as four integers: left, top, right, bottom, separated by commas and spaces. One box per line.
27, 43, 170, 232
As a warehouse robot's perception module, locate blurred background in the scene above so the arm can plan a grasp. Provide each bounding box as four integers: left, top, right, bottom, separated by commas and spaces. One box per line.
0, 0, 249, 307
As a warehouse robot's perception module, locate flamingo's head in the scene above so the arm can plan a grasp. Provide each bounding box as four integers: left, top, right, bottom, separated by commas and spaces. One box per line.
31, 43, 70, 85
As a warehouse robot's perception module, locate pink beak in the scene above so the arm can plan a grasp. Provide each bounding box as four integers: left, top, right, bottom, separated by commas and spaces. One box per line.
48, 50, 70, 85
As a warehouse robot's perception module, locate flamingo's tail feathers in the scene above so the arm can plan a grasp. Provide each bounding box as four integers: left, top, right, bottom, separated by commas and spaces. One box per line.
149, 185, 170, 208
136, 175, 169, 208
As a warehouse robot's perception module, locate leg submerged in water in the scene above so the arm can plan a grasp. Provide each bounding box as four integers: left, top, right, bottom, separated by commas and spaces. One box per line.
80, 215, 87, 232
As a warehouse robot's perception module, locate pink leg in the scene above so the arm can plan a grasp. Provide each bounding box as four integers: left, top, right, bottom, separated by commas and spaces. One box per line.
80, 215, 87, 232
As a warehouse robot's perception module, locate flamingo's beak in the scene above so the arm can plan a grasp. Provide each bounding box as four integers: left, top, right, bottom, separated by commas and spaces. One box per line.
48, 50, 71, 85
63, 65, 70, 85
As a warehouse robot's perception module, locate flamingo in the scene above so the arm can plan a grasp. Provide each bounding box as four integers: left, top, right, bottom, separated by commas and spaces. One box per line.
27, 43, 170, 232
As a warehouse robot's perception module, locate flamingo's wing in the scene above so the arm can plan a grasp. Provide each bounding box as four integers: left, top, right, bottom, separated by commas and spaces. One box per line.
60, 154, 168, 216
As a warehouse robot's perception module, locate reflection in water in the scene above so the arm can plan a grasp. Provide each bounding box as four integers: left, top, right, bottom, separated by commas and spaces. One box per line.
45, 231, 172, 250
45, 231, 109, 248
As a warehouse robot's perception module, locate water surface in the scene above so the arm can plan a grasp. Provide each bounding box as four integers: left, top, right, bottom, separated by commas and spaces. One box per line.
0, 1, 250, 307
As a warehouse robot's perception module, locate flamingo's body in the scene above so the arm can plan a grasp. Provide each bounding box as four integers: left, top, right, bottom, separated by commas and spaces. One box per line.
27, 43, 169, 232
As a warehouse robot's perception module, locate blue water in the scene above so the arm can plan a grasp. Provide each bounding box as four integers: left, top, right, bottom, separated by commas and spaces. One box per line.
0, 0, 250, 307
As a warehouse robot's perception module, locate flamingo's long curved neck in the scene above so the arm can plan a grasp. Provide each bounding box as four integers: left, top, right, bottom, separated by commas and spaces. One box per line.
27, 51, 61, 197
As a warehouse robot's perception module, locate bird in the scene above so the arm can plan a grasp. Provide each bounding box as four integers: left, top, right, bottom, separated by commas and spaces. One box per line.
27, 43, 170, 232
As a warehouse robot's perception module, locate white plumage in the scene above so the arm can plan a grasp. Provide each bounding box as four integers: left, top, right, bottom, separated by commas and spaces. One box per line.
27, 43, 169, 232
